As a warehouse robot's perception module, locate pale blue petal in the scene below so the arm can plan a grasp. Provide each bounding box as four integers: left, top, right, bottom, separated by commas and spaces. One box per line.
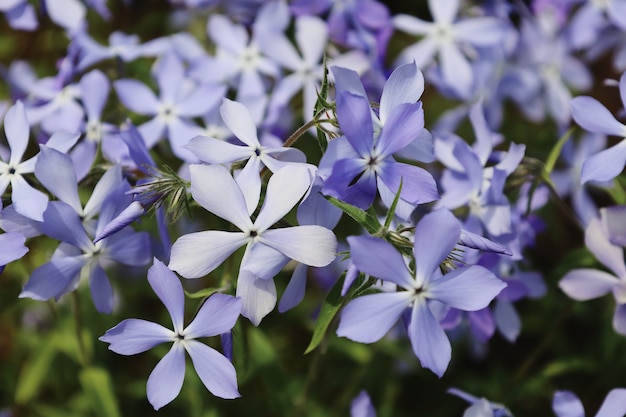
429, 0, 458, 24
336, 91, 374, 158
185, 136, 252, 164
105, 228, 151, 266
377, 102, 424, 157
83, 164, 123, 219
19, 255, 87, 301
147, 343, 185, 411
114, 79, 160, 115
89, 262, 113, 314
254, 164, 313, 231
35, 145, 81, 213
581, 140, 626, 184
347, 235, 415, 289
220, 98, 260, 148
571, 96, 626, 137
155, 53, 184, 104
379, 61, 424, 125
79, 70, 109, 120
337, 292, 413, 343
169, 231, 247, 279
147, 258, 185, 334
596, 388, 626, 417
408, 298, 451, 377
613, 303, 626, 336
184, 293, 242, 339
413, 209, 461, 288
100, 318, 174, 355
185, 340, 240, 399
584, 217, 626, 278
494, 300, 520, 343
4, 101, 29, 165
11, 174, 48, 222
559, 269, 618, 301
295, 16, 327, 66
440, 42, 473, 99
189, 164, 253, 231
278, 263, 308, 313
240, 242, 290, 280
234, 156, 262, 216
0, 232, 28, 265
236, 270, 277, 326
552, 391, 585, 417
261, 226, 337, 267
428, 265, 505, 311
41, 201, 92, 251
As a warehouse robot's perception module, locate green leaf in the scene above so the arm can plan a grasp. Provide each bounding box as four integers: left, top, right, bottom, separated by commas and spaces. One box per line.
383, 178, 403, 231
79, 367, 121, 417
304, 273, 346, 354
15, 335, 59, 404
184, 287, 220, 299
544, 128, 573, 176
326, 196, 382, 235
608, 176, 626, 205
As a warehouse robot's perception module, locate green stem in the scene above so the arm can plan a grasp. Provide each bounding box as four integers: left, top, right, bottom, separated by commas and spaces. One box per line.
72, 291, 89, 367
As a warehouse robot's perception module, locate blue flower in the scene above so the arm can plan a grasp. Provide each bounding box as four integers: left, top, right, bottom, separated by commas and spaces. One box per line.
100, 258, 242, 410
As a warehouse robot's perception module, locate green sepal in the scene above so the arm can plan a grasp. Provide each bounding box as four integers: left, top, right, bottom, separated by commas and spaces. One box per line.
382, 178, 403, 232
314, 54, 330, 153
184, 287, 220, 299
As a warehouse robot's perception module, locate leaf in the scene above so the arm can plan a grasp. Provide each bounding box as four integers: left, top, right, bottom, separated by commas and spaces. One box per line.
15, 335, 59, 404
304, 273, 346, 354
79, 367, 121, 417
544, 128, 573, 176
383, 178, 403, 231
325, 196, 382, 235
184, 287, 220, 299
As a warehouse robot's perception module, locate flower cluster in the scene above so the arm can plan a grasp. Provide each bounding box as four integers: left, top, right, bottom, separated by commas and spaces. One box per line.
2, 0, 626, 415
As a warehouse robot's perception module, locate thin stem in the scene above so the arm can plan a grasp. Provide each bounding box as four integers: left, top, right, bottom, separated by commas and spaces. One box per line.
72, 291, 89, 367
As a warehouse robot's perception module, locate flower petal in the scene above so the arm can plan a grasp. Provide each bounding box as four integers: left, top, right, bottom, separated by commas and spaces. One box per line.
278, 263, 308, 313
379, 61, 424, 125
35, 145, 81, 213
219, 98, 260, 148
147, 343, 185, 411
585, 217, 626, 278
100, 318, 174, 355
337, 292, 413, 343
552, 391, 585, 417
4, 101, 29, 165
114, 79, 160, 115
189, 164, 253, 231
336, 91, 374, 158
408, 298, 451, 377
89, 262, 114, 314
185, 136, 252, 164
428, 265, 506, 311
185, 340, 240, 399
184, 293, 242, 339
559, 269, 618, 301
236, 270, 277, 326
580, 140, 626, 184
19, 255, 87, 301
169, 231, 248, 279
347, 235, 415, 289
413, 209, 461, 287
570, 96, 626, 137
261, 226, 337, 267
596, 388, 626, 417
11, 174, 49, 222
147, 258, 185, 334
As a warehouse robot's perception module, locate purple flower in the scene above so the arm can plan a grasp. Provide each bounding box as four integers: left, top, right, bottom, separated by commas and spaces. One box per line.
100, 258, 241, 410
337, 209, 506, 376
0, 230, 28, 268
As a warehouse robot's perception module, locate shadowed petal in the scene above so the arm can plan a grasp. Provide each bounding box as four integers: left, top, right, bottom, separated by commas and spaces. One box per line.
114, 79, 160, 115
0, 232, 28, 265
89, 262, 113, 314
147, 343, 185, 411
185, 136, 252, 163
41, 201, 92, 251
337, 292, 413, 343
19, 255, 87, 301
571, 96, 626, 137
278, 263, 308, 313
379, 62, 424, 125
596, 388, 626, 417
236, 270, 277, 326
336, 91, 374, 158
11, 175, 48, 222
35, 146, 81, 213
585, 217, 626, 278
220, 99, 260, 147
580, 140, 626, 184
185, 340, 240, 399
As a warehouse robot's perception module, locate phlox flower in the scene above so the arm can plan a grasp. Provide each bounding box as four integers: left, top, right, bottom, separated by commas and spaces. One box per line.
168, 163, 337, 324
570, 72, 626, 183
559, 216, 626, 335
337, 209, 506, 377
0, 230, 28, 270
100, 258, 242, 410
553, 388, 626, 417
